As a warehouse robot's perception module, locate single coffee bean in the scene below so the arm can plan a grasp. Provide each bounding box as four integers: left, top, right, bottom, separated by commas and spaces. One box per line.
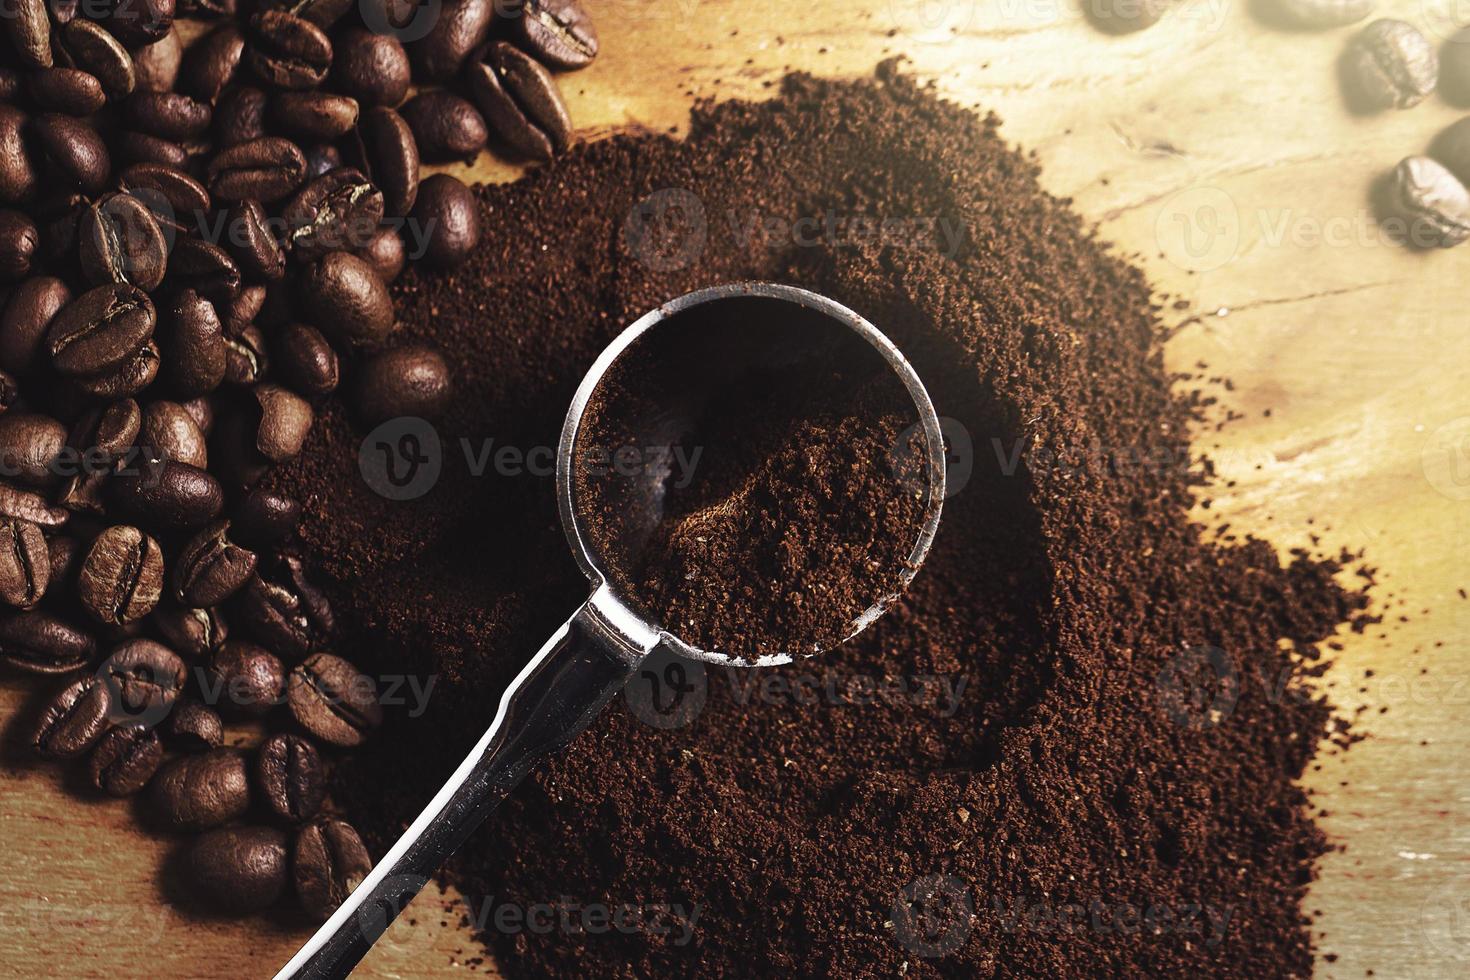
251, 384, 314, 462
0, 480, 71, 527
299, 251, 394, 346
132, 27, 183, 93
332, 27, 410, 108
0, 106, 37, 205
1382, 156, 1470, 249
153, 604, 228, 661
288, 651, 381, 746
0, 413, 65, 489
207, 639, 284, 717
180, 395, 214, 435
409, 173, 480, 268
175, 520, 257, 606
468, 41, 572, 163
118, 162, 211, 235
248, 11, 333, 91
62, 19, 137, 102
116, 136, 185, 172
165, 698, 223, 749
79, 193, 169, 291
78, 525, 164, 625
47, 283, 155, 378
512, 0, 598, 70
125, 91, 212, 142
221, 284, 266, 337
352, 106, 418, 216
410, 0, 494, 82
274, 322, 339, 396
70, 399, 142, 468
277, 0, 355, 28
215, 85, 269, 146
162, 289, 227, 397
400, 91, 488, 163
184, 826, 287, 912
70, 340, 160, 399
140, 399, 207, 468
231, 555, 332, 658
28, 675, 112, 758
0, 277, 68, 374
223, 324, 269, 385
302, 142, 343, 179
0, 518, 48, 610
232, 489, 300, 546
87, 723, 163, 796
46, 536, 83, 589
293, 818, 372, 919
108, 456, 224, 529
149, 747, 250, 830
101, 636, 186, 715
30, 114, 111, 195
283, 167, 384, 259
27, 68, 107, 115
99, 0, 175, 48
179, 22, 244, 102
273, 91, 359, 142
361, 226, 406, 283
206, 136, 307, 203
0, 610, 95, 674
166, 238, 241, 306
1267, 0, 1372, 28
255, 732, 324, 822
361, 0, 419, 31
6, 0, 52, 68
0, 210, 39, 281
354, 346, 451, 424
1342, 19, 1436, 111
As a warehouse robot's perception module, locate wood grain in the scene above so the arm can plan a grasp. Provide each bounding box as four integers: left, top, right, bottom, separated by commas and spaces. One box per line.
3, 1, 1468, 976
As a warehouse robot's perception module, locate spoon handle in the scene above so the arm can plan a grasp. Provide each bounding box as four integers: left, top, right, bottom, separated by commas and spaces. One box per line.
274, 587, 657, 980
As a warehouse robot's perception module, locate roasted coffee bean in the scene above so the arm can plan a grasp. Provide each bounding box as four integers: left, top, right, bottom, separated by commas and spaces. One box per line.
352, 106, 418, 216
354, 346, 451, 424
0, 480, 70, 527
165, 698, 223, 749
79, 193, 169, 291
46, 536, 83, 589
47, 283, 155, 378
361, 0, 419, 30
0, 413, 66, 488
275, 322, 338, 396
1383, 156, 1470, 249
283, 168, 384, 260
232, 488, 299, 546
176, 521, 256, 606
4, 0, 51, 68
1342, 19, 1436, 111
0, 518, 48, 610
180, 395, 214, 435
0, 106, 37, 205
0, 211, 38, 281
125, 91, 212, 142
30, 114, 111, 195
79, 525, 164, 625
221, 284, 265, 337
206, 136, 306, 203
256, 732, 324, 823
183, 826, 287, 912
511, 0, 598, 70
361, 226, 406, 283
293, 818, 371, 919
62, 19, 137, 102
251, 384, 313, 462
119, 163, 209, 238
232, 556, 332, 658
207, 639, 284, 716
332, 27, 410, 108
28, 68, 106, 115
108, 457, 224, 529
70, 340, 160, 398
400, 91, 487, 163
162, 289, 227, 397
166, 238, 241, 306
410, 174, 480, 268
214, 85, 268, 146
273, 91, 359, 142
149, 747, 250, 829
248, 11, 332, 91
132, 27, 184, 93
179, 22, 244, 102
278, 0, 355, 28
0, 610, 94, 674
0, 277, 67, 375
153, 604, 228, 660
299, 251, 394, 345
140, 399, 207, 468
288, 652, 380, 746
87, 724, 162, 796
410, 0, 494, 82
115, 130, 189, 169
467, 41, 572, 163
72, 399, 142, 464
99, 0, 175, 47
302, 142, 342, 179
28, 675, 111, 758
101, 637, 186, 715
223, 324, 269, 385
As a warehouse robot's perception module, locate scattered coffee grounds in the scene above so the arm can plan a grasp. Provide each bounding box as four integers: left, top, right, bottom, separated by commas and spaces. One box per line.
572, 300, 931, 658
270, 64, 1374, 977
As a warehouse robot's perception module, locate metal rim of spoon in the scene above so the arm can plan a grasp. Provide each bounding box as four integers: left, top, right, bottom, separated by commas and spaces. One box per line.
273, 282, 947, 979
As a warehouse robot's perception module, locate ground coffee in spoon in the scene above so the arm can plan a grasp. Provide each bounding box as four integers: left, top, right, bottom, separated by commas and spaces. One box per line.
269, 64, 1373, 977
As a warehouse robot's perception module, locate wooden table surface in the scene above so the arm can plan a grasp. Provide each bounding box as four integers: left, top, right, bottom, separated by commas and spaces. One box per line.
3, 1, 1468, 977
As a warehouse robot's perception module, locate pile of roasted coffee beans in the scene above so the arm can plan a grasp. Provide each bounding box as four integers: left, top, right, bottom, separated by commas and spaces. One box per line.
1088, 0, 1470, 247
0, 0, 596, 920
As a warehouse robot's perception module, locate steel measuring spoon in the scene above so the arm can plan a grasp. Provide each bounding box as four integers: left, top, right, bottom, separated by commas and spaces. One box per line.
274, 282, 946, 978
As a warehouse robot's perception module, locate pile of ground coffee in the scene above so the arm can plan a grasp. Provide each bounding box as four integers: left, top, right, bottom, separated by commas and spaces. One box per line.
269, 64, 1373, 977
